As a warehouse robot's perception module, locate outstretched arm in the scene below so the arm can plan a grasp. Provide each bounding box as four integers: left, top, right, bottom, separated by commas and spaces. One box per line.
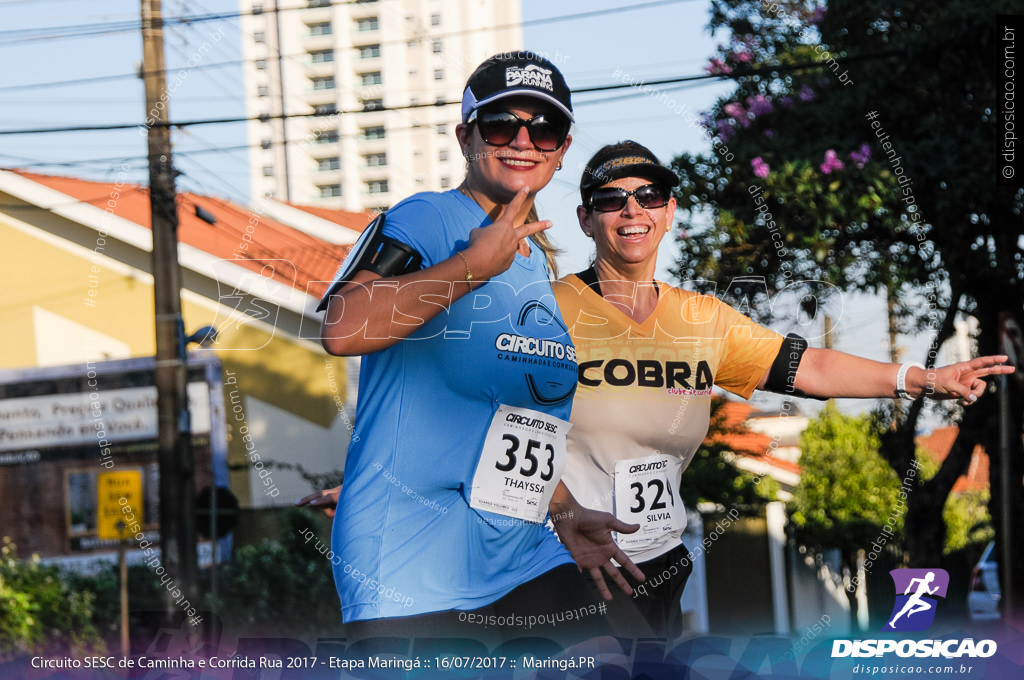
758, 349, 1014, 406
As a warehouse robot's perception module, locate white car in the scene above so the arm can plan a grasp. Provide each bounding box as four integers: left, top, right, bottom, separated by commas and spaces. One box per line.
968, 542, 1001, 621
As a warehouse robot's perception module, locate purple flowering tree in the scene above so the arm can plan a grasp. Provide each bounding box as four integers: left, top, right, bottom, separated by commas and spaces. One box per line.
670, 0, 1024, 621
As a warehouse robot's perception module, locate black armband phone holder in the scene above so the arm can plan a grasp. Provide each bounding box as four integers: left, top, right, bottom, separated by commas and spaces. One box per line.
316, 212, 423, 312
764, 333, 811, 395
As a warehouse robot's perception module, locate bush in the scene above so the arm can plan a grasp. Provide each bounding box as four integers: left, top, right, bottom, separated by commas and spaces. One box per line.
211, 508, 342, 637
0, 538, 104, 659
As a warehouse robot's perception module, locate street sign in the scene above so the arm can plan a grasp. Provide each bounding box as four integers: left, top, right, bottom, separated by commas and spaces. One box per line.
195, 485, 239, 539
96, 470, 143, 540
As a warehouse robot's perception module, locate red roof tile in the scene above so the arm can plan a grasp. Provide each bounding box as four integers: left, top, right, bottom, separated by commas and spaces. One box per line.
9, 170, 361, 300
916, 426, 989, 494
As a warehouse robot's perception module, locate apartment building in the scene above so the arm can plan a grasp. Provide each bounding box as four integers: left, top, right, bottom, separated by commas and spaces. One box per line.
241, 0, 523, 212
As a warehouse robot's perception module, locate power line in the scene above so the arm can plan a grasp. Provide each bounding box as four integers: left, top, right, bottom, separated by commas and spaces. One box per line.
0, 52, 900, 136
0, 0, 691, 46
0, 0, 694, 91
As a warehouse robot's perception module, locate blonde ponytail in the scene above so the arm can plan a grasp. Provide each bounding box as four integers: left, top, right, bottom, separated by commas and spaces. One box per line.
526, 205, 561, 279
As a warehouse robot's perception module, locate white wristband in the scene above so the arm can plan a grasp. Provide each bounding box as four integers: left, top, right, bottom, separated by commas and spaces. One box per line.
896, 362, 925, 399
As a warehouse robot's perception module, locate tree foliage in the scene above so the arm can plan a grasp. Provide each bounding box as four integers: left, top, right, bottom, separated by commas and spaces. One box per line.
671, 0, 1024, 574
789, 405, 901, 552
0, 538, 104, 659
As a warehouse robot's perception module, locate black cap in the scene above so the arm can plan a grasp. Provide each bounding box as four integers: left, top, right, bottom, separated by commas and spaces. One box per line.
580, 140, 680, 203
461, 51, 574, 123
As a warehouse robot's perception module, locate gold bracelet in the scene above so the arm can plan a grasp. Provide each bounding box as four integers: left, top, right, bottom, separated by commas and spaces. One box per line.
455, 250, 474, 288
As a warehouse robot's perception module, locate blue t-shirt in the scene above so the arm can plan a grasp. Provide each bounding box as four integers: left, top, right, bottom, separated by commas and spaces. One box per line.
331, 190, 578, 622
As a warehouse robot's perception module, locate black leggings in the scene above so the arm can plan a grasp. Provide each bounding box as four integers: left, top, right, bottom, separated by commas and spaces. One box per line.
589, 541, 694, 640
343, 563, 611, 647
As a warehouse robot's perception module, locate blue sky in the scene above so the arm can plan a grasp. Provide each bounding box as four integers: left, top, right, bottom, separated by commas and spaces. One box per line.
0, 0, 728, 276
0, 0, 941, 420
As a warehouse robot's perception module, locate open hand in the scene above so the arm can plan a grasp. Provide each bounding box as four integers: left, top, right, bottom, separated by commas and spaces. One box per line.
552, 507, 646, 600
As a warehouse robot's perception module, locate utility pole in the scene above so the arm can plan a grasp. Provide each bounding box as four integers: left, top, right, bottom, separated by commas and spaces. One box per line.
141, 0, 198, 616
271, 0, 291, 201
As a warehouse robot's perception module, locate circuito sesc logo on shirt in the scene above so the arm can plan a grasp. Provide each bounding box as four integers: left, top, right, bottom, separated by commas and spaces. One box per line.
493, 300, 577, 406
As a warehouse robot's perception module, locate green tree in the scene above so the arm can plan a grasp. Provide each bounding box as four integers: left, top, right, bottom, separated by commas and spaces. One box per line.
913, 452, 993, 553
670, 0, 1024, 594
789, 405, 901, 627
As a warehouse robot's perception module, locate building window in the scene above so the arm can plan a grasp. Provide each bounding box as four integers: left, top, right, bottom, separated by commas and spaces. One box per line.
360, 71, 382, 86
257, 85, 269, 97
439, 150, 449, 162
432, 38, 442, 54
430, 13, 441, 26
436, 124, 448, 135
309, 49, 334, 63
313, 103, 338, 115
362, 98, 383, 111
317, 157, 340, 171
435, 95, 446, 105
260, 138, 272, 149
434, 69, 444, 81
365, 152, 387, 167
356, 17, 379, 31
252, 2, 264, 14
262, 165, 274, 177
255, 59, 267, 70
307, 0, 330, 7
253, 31, 265, 43
361, 126, 386, 140
357, 44, 380, 59
318, 184, 342, 198
311, 76, 335, 90
367, 180, 389, 194
313, 129, 339, 143
440, 176, 451, 189
308, 21, 332, 36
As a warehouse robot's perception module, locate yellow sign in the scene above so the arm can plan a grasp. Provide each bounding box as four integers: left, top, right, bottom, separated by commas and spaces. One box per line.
96, 470, 143, 540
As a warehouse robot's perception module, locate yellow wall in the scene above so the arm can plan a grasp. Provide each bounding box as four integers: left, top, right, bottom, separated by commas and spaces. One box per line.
0, 215, 347, 425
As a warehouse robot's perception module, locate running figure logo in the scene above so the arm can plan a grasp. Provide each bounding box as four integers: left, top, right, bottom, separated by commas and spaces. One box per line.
883, 568, 949, 632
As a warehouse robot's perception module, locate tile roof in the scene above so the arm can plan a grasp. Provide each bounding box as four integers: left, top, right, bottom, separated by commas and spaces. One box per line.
916, 426, 990, 494
7, 170, 369, 300
706, 399, 802, 475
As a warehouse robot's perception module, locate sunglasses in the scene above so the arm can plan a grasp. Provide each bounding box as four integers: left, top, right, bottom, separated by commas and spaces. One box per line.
586, 183, 671, 212
469, 110, 570, 152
